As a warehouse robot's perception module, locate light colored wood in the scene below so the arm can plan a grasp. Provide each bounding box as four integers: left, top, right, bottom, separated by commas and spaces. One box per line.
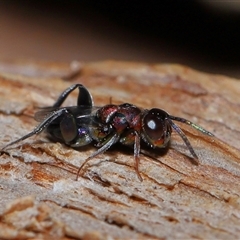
0, 60, 240, 239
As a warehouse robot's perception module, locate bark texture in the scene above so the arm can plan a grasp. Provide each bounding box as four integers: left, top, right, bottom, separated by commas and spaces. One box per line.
0, 60, 240, 239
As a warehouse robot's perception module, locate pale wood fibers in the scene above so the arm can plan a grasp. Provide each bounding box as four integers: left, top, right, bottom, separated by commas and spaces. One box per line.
0, 60, 240, 239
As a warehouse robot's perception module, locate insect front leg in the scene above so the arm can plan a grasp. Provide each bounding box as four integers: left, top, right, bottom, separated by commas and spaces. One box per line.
167, 119, 199, 164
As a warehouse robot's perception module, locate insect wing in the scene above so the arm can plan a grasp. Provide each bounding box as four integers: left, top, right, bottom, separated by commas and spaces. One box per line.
34, 107, 57, 122
34, 106, 100, 123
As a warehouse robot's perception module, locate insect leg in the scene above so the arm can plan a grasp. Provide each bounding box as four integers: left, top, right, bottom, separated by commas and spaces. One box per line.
168, 119, 199, 161
169, 115, 214, 136
76, 133, 119, 180
53, 84, 93, 108
133, 132, 143, 181
119, 130, 143, 181
1, 108, 68, 151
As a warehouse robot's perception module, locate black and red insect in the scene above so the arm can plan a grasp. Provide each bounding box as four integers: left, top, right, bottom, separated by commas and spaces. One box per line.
1, 84, 213, 180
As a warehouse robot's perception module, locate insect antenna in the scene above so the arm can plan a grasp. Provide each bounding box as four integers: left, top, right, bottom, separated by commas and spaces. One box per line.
169, 115, 214, 136
167, 119, 198, 160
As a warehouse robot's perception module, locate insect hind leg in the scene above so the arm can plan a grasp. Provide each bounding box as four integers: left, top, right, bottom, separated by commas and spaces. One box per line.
1, 108, 68, 151
53, 84, 93, 108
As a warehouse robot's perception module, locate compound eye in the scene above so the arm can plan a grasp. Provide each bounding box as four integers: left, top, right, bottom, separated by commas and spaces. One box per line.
143, 112, 164, 139
60, 113, 78, 143
142, 109, 170, 147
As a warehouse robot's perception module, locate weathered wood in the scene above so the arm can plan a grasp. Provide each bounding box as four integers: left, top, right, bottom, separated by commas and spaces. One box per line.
0, 60, 240, 239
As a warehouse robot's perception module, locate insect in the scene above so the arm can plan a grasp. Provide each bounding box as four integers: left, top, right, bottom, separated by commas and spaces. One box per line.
1, 84, 213, 181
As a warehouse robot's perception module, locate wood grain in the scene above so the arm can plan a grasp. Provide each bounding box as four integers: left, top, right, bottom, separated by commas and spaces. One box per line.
0, 60, 240, 239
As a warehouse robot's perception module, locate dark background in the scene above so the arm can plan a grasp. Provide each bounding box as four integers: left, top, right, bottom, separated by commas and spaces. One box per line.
1, 0, 240, 77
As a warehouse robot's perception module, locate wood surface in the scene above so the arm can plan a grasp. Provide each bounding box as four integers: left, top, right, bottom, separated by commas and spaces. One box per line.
0, 60, 240, 239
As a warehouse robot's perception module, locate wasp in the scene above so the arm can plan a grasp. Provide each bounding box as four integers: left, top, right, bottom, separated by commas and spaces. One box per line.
1, 84, 213, 181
